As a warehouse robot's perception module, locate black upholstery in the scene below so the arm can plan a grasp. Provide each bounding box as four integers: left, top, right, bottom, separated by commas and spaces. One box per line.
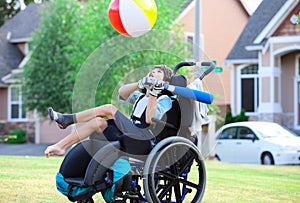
152, 98, 181, 142
171, 74, 188, 87
119, 134, 153, 156
59, 139, 108, 179
171, 74, 195, 140
60, 140, 120, 187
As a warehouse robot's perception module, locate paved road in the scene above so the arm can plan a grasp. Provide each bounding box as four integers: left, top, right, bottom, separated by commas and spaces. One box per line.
0, 142, 50, 156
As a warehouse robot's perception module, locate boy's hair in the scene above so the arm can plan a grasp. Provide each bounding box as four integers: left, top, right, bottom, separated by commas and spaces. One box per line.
152, 64, 173, 82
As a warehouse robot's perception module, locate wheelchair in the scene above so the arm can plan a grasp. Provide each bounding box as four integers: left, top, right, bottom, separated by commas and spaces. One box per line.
57, 61, 214, 203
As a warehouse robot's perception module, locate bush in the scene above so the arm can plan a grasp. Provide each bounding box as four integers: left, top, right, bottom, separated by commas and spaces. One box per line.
224, 109, 249, 124
6, 129, 26, 144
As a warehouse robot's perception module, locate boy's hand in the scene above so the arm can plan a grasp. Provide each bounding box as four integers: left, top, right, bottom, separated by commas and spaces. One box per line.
150, 81, 164, 97
138, 76, 158, 90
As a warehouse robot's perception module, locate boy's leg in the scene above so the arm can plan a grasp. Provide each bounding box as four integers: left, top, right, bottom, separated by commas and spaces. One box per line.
44, 117, 108, 158
48, 104, 117, 129
75, 104, 117, 122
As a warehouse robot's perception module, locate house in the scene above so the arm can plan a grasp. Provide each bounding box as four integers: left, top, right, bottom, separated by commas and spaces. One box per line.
225, 0, 300, 132
0, 3, 70, 143
177, 0, 250, 115
0, 0, 251, 143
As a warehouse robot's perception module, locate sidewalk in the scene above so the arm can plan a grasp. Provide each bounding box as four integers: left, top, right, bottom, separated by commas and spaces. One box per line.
0, 142, 49, 156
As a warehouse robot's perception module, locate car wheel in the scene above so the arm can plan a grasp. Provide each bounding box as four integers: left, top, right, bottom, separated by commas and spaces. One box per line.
261, 153, 274, 165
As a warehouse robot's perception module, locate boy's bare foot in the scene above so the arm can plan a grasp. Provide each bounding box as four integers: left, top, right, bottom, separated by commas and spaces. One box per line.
44, 145, 66, 158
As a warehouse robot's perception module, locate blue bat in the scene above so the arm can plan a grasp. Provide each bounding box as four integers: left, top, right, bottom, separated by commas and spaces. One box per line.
164, 84, 213, 104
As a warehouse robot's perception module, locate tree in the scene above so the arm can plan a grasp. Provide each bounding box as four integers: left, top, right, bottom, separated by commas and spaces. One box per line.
23, 0, 189, 116
23, 0, 81, 115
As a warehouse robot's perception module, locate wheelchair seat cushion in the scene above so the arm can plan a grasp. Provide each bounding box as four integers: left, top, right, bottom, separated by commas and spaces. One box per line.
56, 172, 96, 202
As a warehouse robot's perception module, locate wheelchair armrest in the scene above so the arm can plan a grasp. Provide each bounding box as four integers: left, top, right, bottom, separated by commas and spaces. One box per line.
151, 118, 178, 129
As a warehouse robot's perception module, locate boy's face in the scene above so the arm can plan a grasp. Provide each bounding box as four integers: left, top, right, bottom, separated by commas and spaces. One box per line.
148, 68, 164, 81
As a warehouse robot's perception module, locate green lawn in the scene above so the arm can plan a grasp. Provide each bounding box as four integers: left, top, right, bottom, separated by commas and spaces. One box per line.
0, 156, 299, 203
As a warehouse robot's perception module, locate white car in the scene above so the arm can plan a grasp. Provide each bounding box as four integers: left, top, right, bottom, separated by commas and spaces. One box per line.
214, 121, 300, 165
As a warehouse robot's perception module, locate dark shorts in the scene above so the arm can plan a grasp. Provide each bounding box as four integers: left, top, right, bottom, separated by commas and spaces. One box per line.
101, 111, 154, 141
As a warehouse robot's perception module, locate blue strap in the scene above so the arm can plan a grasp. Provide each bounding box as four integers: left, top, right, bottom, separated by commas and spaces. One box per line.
102, 158, 131, 202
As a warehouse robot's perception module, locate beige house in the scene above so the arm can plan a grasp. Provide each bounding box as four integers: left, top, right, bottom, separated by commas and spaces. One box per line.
176, 0, 250, 112
225, 0, 300, 132
0, 1, 251, 143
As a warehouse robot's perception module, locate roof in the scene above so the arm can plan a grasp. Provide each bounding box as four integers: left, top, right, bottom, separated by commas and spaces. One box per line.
1, 3, 43, 43
226, 0, 287, 63
0, 3, 44, 85
0, 30, 24, 86
181, 0, 193, 10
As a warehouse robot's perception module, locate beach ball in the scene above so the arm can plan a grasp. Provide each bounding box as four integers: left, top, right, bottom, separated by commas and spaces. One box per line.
108, 0, 157, 37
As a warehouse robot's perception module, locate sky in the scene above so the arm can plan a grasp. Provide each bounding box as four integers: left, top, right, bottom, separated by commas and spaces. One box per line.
17, 0, 264, 14
243, 0, 263, 14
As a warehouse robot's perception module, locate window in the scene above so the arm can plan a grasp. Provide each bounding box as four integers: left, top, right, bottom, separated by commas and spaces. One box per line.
185, 34, 194, 59
237, 127, 256, 140
298, 56, 300, 76
240, 65, 259, 113
8, 85, 27, 121
219, 127, 237, 139
186, 35, 193, 55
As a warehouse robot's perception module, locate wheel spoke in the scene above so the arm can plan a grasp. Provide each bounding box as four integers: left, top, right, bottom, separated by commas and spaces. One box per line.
157, 170, 177, 180
178, 176, 201, 189
174, 181, 182, 203
157, 179, 174, 200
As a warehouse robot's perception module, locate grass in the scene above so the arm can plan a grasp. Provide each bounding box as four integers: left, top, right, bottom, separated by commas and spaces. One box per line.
0, 156, 299, 203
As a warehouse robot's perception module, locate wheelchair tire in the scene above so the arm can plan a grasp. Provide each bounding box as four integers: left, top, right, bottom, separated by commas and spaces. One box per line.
143, 137, 206, 203
77, 197, 94, 203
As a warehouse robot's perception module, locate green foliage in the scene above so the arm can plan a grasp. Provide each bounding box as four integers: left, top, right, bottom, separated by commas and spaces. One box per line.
6, 129, 26, 144
224, 108, 249, 124
23, 0, 81, 115
23, 0, 189, 115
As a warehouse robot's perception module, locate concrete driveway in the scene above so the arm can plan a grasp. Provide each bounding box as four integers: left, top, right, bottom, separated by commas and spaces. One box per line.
0, 142, 49, 156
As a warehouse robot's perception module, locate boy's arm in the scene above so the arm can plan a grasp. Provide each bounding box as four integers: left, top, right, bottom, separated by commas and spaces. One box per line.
118, 82, 139, 100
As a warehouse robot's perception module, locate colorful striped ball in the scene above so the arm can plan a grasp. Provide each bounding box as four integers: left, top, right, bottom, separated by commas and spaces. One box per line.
108, 0, 157, 37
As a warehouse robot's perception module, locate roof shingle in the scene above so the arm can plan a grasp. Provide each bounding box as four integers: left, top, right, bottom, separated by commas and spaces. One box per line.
0, 3, 44, 84
1, 3, 43, 42
226, 0, 287, 61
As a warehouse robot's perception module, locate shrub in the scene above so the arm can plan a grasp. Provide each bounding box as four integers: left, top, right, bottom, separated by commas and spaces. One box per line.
6, 129, 26, 144
224, 109, 249, 124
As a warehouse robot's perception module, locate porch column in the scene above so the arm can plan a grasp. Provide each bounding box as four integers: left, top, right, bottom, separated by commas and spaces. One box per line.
258, 65, 282, 115
34, 109, 40, 144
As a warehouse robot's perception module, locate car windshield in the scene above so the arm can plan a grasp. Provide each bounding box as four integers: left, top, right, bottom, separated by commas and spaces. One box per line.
255, 123, 297, 138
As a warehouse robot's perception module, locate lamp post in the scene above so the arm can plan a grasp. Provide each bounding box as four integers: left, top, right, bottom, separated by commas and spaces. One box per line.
194, 0, 201, 77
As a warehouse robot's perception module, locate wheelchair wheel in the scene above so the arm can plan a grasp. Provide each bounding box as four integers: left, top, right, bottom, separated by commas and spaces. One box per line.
143, 137, 206, 203
77, 197, 94, 203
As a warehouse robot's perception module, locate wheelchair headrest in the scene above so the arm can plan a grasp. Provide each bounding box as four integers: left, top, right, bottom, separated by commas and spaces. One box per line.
170, 74, 187, 87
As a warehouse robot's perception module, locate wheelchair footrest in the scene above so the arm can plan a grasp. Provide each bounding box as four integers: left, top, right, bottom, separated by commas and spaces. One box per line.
65, 177, 86, 187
